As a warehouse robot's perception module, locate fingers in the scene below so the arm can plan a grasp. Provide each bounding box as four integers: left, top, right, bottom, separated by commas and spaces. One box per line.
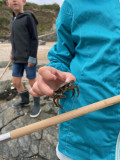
65, 74, 76, 82
29, 81, 43, 97
38, 66, 75, 82
38, 66, 57, 81
55, 70, 76, 83
29, 71, 55, 97
30, 67, 61, 97
30, 79, 54, 96
29, 66, 76, 98
27, 63, 35, 68
10, 54, 12, 60
29, 81, 54, 97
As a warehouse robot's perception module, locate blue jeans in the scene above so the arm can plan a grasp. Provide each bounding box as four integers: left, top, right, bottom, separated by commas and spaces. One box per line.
12, 63, 36, 79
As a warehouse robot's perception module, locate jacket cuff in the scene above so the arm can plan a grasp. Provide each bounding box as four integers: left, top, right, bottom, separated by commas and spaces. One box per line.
28, 56, 36, 64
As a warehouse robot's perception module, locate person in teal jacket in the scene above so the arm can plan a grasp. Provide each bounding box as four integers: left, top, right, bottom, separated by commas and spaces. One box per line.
30, 0, 120, 159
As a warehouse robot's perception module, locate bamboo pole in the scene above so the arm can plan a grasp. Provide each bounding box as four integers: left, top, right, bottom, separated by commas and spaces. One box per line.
0, 61, 11, 80
0, 95, 120, 143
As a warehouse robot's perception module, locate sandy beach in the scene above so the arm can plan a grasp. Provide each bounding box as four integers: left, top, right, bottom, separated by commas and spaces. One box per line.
0, 42, 56, 83
0, 42, 55, 63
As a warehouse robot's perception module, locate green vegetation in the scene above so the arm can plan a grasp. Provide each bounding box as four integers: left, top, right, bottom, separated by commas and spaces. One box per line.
0, 0, 6, 4
0, 2, 60, 36
38, 24, 45, 33
39, 4, 60, 12
0, 17, 9, 26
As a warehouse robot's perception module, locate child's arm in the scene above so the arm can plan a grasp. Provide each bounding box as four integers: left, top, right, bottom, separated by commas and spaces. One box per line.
27, 14, 38, 65
10, 49, 12, 60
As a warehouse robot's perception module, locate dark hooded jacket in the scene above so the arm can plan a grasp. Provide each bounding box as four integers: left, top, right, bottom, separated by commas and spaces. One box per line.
10, 12, 38, 63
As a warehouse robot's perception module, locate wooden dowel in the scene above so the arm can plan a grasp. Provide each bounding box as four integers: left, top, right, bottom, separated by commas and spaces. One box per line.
10, 95, 120, 139
0, 61, 11, 80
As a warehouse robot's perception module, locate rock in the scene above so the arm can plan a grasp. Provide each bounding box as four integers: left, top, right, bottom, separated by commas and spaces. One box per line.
0, 61, 11, 68
39, 139, 58, 160
38, 40, 46, 45
0, 39, 5, 43
38, 32, 57, 42
0, 80, 18, 100
0, 95, 59, 160
0, 80, 11, 94
2, 40, 11, 43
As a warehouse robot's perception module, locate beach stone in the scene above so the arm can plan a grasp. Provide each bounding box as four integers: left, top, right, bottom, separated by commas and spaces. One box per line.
0, 80, 17, 100
0, 95, 59, 160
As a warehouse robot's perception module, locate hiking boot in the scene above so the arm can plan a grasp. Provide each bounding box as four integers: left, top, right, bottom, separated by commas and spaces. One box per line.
13, 90, 29, 107
30, 97, 41, 118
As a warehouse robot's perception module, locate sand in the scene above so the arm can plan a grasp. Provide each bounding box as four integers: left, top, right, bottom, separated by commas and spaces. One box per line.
0, 42, 56, 82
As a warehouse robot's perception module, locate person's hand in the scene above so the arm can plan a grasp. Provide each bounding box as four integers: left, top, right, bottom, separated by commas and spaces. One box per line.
28, 62, 35, 68
29, 66, 76, 97
10, 54, 12, 60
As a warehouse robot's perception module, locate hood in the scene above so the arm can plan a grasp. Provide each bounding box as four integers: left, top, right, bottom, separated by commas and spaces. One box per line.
12, 11, 38, 25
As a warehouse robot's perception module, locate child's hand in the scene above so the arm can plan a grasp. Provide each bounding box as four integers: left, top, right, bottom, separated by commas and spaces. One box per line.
10, 54, 12, 60
29, 66, 76, 97
28, 62, 35, 68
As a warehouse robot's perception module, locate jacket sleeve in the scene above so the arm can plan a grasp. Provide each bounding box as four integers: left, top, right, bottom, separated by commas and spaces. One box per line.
27, 15, 38, 64
10, 19, 13, 56
47, 1, 75, 72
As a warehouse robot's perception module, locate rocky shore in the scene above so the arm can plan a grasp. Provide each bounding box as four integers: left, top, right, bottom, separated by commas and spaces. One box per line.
0, 93, 59, 160
0, 42, 60, 160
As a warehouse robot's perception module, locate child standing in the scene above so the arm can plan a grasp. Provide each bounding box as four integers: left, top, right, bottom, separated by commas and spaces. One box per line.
6, 0, 41, 118
30, 0, 120, 159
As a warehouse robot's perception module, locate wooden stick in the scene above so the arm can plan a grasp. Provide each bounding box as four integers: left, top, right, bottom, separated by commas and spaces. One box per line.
9, 95, 120, 140
0, 61, 11, 80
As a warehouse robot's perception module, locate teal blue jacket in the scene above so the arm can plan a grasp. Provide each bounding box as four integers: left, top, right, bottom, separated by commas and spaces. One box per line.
47, 0, 120, 159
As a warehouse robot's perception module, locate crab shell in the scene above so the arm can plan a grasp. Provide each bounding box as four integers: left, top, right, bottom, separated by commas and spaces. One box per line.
53, 80, 75, 95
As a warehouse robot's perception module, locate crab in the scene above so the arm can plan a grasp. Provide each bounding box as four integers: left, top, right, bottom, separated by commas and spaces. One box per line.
53, 80, 79, 111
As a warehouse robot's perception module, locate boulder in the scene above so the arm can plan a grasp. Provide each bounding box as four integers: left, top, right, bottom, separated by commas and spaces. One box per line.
0, 80, 17, 101
0, 95, 59, 160
38, 40, 46, 45
0, 61, 12, 68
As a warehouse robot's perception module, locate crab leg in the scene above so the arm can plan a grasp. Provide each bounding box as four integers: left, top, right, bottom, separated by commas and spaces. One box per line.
53, 96, 66, 111
68, 85, 79, 98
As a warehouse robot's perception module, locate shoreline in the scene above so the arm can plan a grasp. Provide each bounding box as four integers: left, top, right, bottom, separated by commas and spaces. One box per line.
0, 42, 56, 82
